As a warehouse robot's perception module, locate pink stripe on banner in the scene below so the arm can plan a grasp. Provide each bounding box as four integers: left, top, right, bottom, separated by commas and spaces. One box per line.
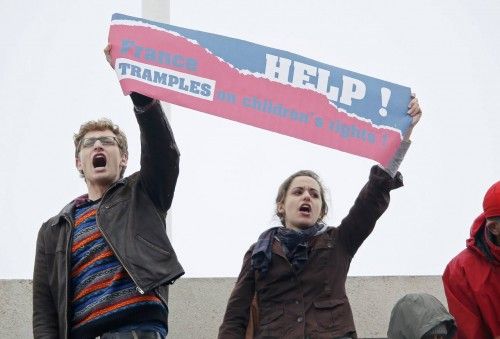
109, 23, 401, 166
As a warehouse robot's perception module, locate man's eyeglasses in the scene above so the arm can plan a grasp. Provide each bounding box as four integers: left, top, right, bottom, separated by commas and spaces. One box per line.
80, 136, 118, 149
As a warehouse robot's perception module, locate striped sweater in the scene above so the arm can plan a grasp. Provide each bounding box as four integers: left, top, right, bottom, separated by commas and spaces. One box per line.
70, 198, 167, 338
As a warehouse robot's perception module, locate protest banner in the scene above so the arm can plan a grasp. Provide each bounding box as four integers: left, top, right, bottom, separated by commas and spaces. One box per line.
108, 13, 412, 166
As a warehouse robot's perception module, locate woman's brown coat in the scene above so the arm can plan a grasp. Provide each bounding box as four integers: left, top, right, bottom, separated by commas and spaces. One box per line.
219, 166, 403, 339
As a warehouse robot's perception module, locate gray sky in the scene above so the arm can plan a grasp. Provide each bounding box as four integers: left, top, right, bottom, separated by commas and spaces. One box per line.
1, 0, 499, 278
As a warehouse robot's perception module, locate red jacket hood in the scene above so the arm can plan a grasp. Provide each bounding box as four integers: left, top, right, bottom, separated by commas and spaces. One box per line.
467, 212, 500, 264
467, 213, 486, 244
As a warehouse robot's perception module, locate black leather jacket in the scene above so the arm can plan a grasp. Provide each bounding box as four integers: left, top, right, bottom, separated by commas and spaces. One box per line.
32, 100, 184, 339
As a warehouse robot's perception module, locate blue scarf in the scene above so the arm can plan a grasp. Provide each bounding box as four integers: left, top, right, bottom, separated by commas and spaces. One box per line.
251, 224, 323, 275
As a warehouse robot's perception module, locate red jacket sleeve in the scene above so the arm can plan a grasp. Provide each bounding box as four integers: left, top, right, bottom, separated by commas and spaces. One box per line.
442, 258, 490, 339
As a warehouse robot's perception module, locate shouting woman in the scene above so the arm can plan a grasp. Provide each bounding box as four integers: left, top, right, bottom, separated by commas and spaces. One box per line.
218, 96, 422, 339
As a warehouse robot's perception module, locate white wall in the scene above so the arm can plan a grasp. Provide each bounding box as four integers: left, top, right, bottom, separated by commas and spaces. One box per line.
0, 276, 447, 338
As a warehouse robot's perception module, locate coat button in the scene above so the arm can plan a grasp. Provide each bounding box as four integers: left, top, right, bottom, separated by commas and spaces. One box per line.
297, 316, 303, 323
295, 300, 300, 305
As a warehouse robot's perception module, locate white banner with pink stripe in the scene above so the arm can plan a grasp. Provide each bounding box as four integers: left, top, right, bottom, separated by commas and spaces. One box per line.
108, 13, 413, 166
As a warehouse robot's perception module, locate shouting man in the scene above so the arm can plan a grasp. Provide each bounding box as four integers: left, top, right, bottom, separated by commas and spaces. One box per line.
33, 45, 184, 339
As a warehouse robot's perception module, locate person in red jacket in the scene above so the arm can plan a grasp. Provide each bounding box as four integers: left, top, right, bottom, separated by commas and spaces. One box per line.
443, 181, 500, 339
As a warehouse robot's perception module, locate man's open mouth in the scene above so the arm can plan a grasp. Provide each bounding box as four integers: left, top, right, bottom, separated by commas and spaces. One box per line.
92, 154, 107, 168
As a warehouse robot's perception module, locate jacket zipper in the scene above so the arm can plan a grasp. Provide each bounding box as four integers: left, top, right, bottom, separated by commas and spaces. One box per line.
63, 215, 74, 339
96, 220, 145, 294
97, 181, 145, 294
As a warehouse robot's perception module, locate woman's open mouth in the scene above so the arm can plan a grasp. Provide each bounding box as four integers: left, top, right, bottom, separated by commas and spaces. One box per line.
299, 204, 311, 215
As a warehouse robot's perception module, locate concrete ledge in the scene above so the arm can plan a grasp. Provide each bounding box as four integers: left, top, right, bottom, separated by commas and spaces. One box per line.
0, 276, 445, 338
